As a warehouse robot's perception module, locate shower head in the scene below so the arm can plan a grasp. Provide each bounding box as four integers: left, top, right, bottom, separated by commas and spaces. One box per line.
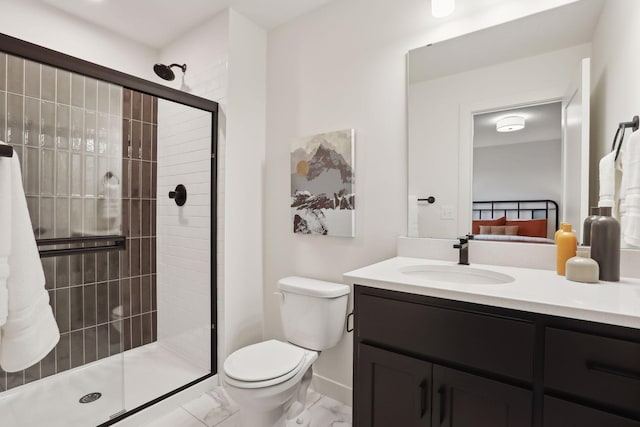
153, 63, 187, 81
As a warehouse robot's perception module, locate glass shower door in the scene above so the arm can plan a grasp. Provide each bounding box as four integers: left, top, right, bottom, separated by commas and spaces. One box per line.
119, 96, 213, 410
0, 52, 127, 426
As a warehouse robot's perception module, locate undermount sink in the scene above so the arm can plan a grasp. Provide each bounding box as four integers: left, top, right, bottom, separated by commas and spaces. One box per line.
400, 265, 515, 285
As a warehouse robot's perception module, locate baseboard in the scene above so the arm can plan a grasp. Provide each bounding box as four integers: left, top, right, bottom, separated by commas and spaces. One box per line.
114, 375, 219, 427
311, 373, 352, 406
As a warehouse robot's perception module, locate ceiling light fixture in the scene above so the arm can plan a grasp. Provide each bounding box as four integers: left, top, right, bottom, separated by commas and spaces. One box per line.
496, 116, 525, 132
432, 0, 455, 18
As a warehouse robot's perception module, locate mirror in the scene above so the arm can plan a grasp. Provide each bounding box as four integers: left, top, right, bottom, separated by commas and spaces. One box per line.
408, 0, 640, 247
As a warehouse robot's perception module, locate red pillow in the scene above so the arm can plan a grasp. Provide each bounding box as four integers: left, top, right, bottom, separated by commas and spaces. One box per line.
505, 219, 548, 238
472, 216, 506, 234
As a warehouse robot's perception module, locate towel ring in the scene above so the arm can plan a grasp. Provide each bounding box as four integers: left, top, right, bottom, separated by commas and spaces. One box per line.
614, 126, 627, 161
612, 116, 639, 161
610, 126, 622, 152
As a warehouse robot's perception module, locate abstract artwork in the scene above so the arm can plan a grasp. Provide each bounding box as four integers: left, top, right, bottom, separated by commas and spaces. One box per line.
291, 129, 355, 237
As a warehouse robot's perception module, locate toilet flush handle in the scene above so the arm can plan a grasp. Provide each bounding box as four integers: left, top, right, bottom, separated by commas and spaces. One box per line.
274, 291, 285, 302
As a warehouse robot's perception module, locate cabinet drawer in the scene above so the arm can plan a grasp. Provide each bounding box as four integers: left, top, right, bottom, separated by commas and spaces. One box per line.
543, 396, 640, 427
545, 327, 640, 416
357, 293, 535, 381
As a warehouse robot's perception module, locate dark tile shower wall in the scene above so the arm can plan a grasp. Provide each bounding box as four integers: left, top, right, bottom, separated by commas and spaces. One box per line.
120, 88, 158, 353
0, 54, 157, 392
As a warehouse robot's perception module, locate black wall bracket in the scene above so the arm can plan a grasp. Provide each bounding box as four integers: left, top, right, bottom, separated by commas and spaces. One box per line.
169, 184, 187, 206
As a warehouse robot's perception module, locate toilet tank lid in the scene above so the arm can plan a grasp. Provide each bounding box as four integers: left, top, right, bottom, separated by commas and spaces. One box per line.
278, 276, 350, 298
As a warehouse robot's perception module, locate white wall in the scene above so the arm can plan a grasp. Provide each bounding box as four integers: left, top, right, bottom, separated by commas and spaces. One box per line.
156, 11, 230, 97
473, 140, 562, 201
223, 8, 267, 359
156, 9, 267, 373
266, 0, 583, 403
0, 0, 156, 81
408, 43, 590, 238
590, 0, 640, 207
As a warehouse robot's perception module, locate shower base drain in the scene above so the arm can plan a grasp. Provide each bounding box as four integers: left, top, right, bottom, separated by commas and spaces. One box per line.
79, 392, 102, 404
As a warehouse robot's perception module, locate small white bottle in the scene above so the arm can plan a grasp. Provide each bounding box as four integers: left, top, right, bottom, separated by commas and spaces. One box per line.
565, 248, 599, 284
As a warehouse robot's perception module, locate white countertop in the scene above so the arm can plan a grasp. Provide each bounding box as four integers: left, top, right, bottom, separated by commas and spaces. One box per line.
344, 257, 640, 329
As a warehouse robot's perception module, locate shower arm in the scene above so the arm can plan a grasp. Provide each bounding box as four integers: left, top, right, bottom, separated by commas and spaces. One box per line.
168, 63, 187, 73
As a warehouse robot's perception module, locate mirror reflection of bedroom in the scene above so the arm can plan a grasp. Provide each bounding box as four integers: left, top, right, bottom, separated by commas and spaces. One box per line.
471, 102, 561, 244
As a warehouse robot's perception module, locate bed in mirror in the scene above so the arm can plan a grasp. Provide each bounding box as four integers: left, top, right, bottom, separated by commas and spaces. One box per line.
470, 102, 561, 243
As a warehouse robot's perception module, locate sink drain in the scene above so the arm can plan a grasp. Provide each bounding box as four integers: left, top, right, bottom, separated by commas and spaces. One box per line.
79, 392, 102, 404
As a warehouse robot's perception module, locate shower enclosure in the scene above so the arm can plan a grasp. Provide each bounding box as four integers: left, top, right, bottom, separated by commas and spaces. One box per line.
0, 34, 217, 427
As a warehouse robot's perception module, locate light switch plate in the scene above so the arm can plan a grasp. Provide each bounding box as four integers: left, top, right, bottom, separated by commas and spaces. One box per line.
440, 205, 455, 220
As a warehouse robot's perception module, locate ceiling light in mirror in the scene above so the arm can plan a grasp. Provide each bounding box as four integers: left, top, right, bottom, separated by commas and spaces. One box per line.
496, 116, 525, 132
432, 0, 455, 18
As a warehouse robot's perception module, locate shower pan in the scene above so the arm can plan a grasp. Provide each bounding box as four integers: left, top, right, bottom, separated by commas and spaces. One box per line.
0, 34, 217, 427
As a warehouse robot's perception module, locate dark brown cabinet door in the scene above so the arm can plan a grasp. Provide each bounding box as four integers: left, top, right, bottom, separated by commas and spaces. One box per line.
431, 365, 532, 427
543, 396, 640, 427
355, 343, 432, 427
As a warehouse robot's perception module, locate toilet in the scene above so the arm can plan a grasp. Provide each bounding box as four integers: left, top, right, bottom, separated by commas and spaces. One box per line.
222, 276, 350, 427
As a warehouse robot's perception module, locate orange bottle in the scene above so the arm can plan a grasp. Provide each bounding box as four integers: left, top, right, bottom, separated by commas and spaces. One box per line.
556, 223, 577, 276
554, 222, 568, 243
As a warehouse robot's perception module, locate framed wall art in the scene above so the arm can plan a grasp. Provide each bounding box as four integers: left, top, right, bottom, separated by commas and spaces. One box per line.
290, 129, 355, 237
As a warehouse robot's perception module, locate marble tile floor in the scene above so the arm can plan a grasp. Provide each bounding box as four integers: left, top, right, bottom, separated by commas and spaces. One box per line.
143, 386, 352, 427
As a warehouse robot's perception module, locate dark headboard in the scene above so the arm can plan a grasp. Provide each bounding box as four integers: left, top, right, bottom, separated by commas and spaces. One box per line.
472, 199, 559, 232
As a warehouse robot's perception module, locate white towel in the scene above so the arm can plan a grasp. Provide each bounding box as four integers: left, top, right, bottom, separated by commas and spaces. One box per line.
621, 130, 640, 247
0, 150, 11, 330
0, 145, 60, 372
598, 151, 622, 219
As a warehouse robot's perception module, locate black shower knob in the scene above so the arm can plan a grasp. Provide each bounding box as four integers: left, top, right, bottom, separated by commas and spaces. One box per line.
169, 184, 187, 206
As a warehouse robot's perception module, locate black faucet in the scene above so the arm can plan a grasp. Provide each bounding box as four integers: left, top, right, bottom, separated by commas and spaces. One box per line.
453, 236, 471, 265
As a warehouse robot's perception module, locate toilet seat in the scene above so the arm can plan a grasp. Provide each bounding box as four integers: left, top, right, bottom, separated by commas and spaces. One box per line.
224, 340, 310, 389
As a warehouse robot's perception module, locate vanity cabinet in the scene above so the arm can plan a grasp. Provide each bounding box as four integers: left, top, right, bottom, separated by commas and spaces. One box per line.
353, 285, 640, 427
431, 364, 532, 426
358, 344, 432, 426
357, 343, 531, 427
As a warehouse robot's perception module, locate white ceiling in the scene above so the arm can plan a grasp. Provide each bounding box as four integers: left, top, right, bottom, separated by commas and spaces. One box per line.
473, 102, 562, 148
39, 0, 336, 48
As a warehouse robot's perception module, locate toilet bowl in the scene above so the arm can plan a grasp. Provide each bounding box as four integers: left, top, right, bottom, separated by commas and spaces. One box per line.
224, 340, 318, 427
222, 277, 350, 427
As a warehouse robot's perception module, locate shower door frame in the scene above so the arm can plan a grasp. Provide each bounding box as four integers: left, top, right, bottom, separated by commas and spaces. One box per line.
0, 32, 219, 427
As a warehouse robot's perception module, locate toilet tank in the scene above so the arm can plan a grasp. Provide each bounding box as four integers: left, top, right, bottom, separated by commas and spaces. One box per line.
278, 276, 351, 351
